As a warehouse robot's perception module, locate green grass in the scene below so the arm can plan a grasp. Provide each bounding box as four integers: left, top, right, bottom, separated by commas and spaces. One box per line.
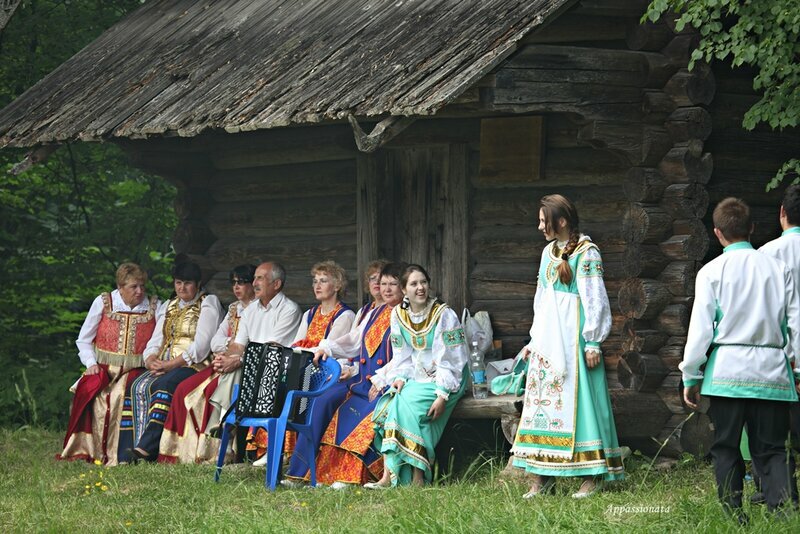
0, 427, 798, 533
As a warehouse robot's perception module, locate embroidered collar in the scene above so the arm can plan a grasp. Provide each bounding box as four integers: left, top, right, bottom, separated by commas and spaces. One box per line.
396, 300, 446, 336
723, 241, 753, 253
782, 227, 800, 236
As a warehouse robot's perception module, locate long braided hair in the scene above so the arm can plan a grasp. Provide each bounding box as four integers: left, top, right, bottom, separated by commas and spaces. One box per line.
540, 194, 581, 285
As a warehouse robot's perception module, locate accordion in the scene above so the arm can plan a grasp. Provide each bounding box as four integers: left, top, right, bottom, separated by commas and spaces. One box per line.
236, 342, 316, 422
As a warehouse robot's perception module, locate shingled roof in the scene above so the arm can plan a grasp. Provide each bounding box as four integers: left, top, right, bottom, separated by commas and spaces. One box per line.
0, 0, 573, 148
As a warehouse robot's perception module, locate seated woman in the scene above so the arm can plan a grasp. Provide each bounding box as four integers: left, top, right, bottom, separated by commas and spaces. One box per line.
311, 261, 405, 488
58, 263, 161, 466
353, 259, 389, 326
157, 264, 256, 464
248, 260, 354, 465
368, 264, 468, 487
127, 261, 222, 462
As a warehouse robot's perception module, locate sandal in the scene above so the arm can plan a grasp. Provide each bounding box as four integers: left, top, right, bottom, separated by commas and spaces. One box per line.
522, 476, 555, 498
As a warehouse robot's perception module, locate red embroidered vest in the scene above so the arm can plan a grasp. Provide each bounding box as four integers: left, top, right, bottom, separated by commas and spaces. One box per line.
94, 293, 158, 368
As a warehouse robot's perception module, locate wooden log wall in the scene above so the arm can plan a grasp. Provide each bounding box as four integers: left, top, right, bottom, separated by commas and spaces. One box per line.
125, 126, 362, 310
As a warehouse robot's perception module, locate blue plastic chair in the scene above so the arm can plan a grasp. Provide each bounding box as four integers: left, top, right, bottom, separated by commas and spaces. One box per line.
214, 357, 341, 490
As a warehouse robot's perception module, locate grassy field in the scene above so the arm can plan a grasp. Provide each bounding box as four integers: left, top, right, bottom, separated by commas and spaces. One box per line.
0, 427, 797, 533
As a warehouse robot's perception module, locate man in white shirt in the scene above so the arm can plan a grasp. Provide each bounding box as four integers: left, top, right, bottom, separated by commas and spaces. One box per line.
681, 197, 800, 519
228, 261, 302, 353
757, 184, 800, 505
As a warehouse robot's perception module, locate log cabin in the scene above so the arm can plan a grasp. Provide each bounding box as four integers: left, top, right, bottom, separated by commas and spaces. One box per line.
1, 0, 797, 457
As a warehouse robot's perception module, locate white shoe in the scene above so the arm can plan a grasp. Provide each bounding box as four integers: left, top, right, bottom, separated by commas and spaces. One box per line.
330, 481, 350, 490
363, 481, 391, 490
252, 455, 267, 467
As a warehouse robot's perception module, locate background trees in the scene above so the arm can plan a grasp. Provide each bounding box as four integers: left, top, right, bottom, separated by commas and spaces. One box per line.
0, 1, 176, 427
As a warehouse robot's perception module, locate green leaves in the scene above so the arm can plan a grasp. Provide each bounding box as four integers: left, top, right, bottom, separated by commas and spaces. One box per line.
645, 0, 800, 189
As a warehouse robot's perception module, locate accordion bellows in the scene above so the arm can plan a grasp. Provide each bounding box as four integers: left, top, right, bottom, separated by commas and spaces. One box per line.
237, 342, 316, 421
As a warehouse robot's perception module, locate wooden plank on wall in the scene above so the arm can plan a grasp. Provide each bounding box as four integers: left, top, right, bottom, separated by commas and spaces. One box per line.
441, 144, 469, 312
479, 116, 545, 183
356, 153, 380, 300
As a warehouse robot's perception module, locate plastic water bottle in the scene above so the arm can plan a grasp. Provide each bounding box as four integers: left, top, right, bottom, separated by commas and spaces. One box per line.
470, 341, 488, 399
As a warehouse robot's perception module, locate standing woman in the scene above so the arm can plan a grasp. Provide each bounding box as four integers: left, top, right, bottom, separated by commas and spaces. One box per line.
157, 264, 256, 464
368, 264, 469, 487
511, 194, 624, 498
249, 260, 355, 466
127, 261, 222, 462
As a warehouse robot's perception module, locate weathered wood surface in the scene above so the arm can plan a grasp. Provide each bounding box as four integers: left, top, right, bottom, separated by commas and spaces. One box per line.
617, 351, 670, 392
659, 232, 709, 262
623, 243, 668, 278
624, 167, 667, 203
661, 183, 709, 219
623, 205, 672, 244
622, 319, 668, 354
618, 278, 672, 320
626, 20, 673, 51
665, 107, 713, 142
659, 144, 713, 185
1, 0, 575, 147
205, 235, 358, 273
656, 304, 690, 337
658, 261, 697, 296
664, 64, 716, 107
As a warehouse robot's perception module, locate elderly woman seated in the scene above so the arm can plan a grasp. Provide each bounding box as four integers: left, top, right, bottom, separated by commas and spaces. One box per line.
127, 261, 222, 463
59, 262, 161, 466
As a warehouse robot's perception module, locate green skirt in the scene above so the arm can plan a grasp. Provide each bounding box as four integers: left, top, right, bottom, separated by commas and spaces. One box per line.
373, 376, 466, 486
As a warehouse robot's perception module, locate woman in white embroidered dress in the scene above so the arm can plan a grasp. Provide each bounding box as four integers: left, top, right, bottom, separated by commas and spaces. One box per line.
511, 194, 624, 498
367, 264, 468, 487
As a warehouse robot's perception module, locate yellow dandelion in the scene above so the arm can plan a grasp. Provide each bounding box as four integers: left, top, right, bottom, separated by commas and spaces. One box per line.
84, 491, 90, 496
84, 485, 90, 489
301, 502, 308, 507
125, 521, 133, 527
101, 485, 109, 491
79, 474, 86, 479
94, 459, 102, 466
95, 482, 102, 487
355, 490, 362, 495
99, 472, 103, 478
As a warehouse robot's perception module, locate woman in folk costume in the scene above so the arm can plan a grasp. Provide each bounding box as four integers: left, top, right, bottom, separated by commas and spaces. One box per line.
353, 259, 389, 327
126, 261, 222, 463
248, 261, 355, 466
157, 264, 256, 464
310, 261, 405, 488
367, 264, 469, 488
58, 263, 160, 466
512, 194, 624, 498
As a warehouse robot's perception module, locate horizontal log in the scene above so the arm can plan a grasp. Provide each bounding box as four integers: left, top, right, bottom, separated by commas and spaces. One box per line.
658, 372, 685, 414
622, 320, 669, 353
660, 183, 710, 218
617, 351, 670, 392
665, 107, 713, 142
664, 64, 716, 107
575, 0, 651, 17
658, 341, 685, 371
577, 122, 671, 166
522, 13, 630, 44
470, 300, 533, 338
610, 389, 673, 440
624, 167, 667, 203
623, 204, 672, 244
204, 234, 357, 273
173, 219, 216, 255
503, 45, 651, 87
469, 263, 537, 301
618, 278, 672, 320
206, 195, 356, 238
659, 233, 709, 261
473, 185, 628, 227
623, 243, 668, 278
207, 160, 356, 202
661, 34, 701, 64
658, 261, 698, 296
642, 90, 677, 123
452, 394, 523, 419
626, 20, 675, 51
656, 304, 690, 336
658, 143, 713, 185
681, 412, 713, 458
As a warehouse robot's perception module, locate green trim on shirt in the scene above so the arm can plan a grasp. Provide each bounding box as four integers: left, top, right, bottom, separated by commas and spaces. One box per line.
781, 227, 800, 236
722, 241, 753, 253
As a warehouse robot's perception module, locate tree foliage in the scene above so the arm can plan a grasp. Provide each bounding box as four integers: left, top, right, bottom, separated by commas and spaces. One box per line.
645, 0, 800, 190
0, 1, 176, 428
